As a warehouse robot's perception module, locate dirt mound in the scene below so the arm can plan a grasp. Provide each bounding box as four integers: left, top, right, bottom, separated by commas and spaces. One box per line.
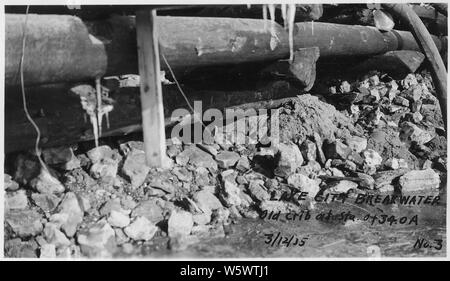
278, 94, 362, 144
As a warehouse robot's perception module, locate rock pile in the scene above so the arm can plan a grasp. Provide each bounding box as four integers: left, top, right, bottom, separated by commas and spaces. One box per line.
3, 71, 445, 258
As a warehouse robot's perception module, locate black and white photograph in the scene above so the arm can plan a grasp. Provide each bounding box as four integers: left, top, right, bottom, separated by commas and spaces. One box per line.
1, 1, 448, 263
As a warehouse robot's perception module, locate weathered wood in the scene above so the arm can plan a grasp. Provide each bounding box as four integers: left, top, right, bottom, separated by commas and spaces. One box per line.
5, 14, 447, 86
136, 9, 167, 167
4, 81, 301, 153
383, 3, 447, 127
349, 50, 425, 79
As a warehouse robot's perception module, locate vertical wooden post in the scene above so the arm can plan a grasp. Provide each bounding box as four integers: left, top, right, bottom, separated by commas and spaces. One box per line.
136, 9, 167, 167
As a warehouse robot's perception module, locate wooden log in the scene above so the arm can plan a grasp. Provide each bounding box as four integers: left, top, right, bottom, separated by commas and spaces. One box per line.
293, 21, 443, 57
6, 14, 288, 86
349, 50, 425, 79
383, 3, 447, 127
4, 81, 300, 153
5, 14, 447, 87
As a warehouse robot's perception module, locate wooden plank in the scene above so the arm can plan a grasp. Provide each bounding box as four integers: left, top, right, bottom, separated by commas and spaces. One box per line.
136, 9, 167, 167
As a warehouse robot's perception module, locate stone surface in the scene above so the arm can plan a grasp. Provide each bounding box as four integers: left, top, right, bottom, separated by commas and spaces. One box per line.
235, 156, 250, 172
176, 146, 218, 170
329, 180, 358, 194
87, 145, 121, 183
108, 210, 131, 228
323, 140, 352, 160
13, 154, 40, 186
274, 143, 304, 178
31, 193, 61, 213
43, 222, 71, 248
168, 210, 194, 238
215, 151, 240, 169
362, 149, 383, 168
54, 192, 84, 237
345, 136, 367, 153
124, 216, 158, 241
220, 180, 243, 207
399, 122, 434, 145
30, 169, 65, 194
247, 180, 270, 202
5, 190, 28, 210
131, 199, 164, 224
5, 208, 44, 237
39, 244, 56, 258
300, 139, 317, 162
42, 146, 80, 170
399, 169, 440, 192
287, 173, 320, 197
77, 220, 116, 257
193, 190, 223, 213
122, 150, 150, 188
4, 174, 19, 191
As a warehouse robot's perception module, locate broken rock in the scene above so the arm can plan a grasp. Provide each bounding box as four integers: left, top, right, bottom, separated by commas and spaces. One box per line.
31, 193, 61, 213
131, 199, 164, 224
215, 151, 240, 169
4, 174, 19, 191
287, 173, 320, 198
247, 180, 270, 202
345, 136, 367, 153
274, 143, 304, 178
124, 216, 158, 241
193, 190, 223, 213
43, 223, 71, 248
399, 122, 434, 145
77, 220, 116, 257
42, 146, 80, 170
168, 210, 194, 238
323, 140, 352, 160
30, 169, 65, 195
329, 180, 358, 194
300, 139, 317, 162
5, 190, 28, 210
121, 150, 150, 189
54, 192, 84, 237
5, 208, 44, 238
108, 210, 131, 228
399, 169, 440, 192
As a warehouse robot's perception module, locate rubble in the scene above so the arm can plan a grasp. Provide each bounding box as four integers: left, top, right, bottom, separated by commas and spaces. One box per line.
399, 169, 441, 192
108, 210, 131, 228
215, 151, 240, 169
4, 174, 19, 191
31, 193, 61, 213
30, 169, 65, 195
5, 208, 44, 238
121, 150, 150, 188
52, 192, 84, 237
5, 190, 28, 210
77, 219, 116, 257
42, 146, 80, 170
274, 143, 304, 178
168, 210, 194, 238
124, 217, 158, 241
2, 68, 446, 258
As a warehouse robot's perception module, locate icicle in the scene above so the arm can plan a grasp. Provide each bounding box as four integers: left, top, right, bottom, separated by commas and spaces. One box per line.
246, 4, 251, 9
89, 114, 99, 147
95, 77, 103, 137
267, 4, 279, 51
281, 4, 287, 30
262, 4, 268, 31
287, 4, 296, 61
